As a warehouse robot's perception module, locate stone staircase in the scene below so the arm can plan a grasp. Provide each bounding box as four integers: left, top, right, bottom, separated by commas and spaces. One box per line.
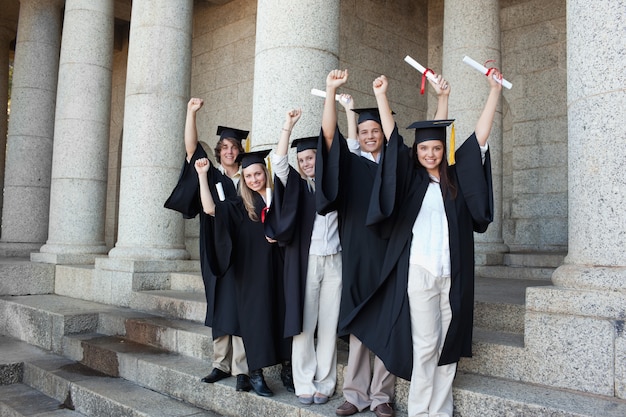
2, 253, 626, 416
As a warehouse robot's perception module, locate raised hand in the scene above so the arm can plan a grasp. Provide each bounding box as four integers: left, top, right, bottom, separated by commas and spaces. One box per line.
326, 69, 349, 90
188, 97, 204, 113
195, 158, 210, 175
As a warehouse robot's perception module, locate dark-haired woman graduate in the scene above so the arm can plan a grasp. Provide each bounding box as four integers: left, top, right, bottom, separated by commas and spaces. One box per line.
346, 71, 502, 417
194, 150, 290, 397
264, 108, 343, 406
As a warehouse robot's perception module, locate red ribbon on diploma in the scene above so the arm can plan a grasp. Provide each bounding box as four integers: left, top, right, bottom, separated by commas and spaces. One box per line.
261, 206, 269, 223
484, 60, 503, 81
420, 68, 434, 94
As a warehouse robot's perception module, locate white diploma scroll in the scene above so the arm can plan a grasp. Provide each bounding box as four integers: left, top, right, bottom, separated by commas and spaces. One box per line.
311, 88, 344, 102
462, 56, 512, 89
265, 187, 272, 208
404, 55, 438, 82
215, 182, 225, 201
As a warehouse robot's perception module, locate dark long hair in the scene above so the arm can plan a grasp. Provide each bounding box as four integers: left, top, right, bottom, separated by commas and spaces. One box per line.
411, 140, 457, 199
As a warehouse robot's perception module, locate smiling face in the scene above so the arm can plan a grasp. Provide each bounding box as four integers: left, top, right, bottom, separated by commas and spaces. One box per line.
297, 149, 316, 178
416, 139, 444, 177
218, 138, 241, 170
357, 120, 384, 158
243, 163, 267, 192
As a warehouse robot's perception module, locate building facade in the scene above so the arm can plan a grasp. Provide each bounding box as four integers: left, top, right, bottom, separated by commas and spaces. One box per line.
0, 0, 624, 406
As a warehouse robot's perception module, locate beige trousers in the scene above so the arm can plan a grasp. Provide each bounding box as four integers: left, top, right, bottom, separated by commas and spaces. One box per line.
407, 265, 456, 417
212, 334, 248, 376
342, 334, 396, 411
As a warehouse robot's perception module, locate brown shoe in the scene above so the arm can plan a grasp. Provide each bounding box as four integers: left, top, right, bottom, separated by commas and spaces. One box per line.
373, 403, 394, 417
336, 400, 359, 416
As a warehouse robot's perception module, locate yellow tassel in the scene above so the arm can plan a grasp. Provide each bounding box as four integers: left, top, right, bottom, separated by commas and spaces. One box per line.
448, 122, 456, 166
245, 134, 251, 152
266, 154, 273, 178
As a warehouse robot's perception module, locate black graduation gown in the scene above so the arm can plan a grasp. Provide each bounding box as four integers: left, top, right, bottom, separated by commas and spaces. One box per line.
209, 192, 290, 371
345, 125, 493, 380
315, 126, 389, 339
163, 144, 240, 339
264, 167, 317, 338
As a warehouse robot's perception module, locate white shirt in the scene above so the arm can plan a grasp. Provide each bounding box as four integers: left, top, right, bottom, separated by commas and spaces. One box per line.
218, 164, 241, 188
409, 178, 451, 277
347, 138, 379, 163
408, 141, 489, 277
270, 152, 341, 256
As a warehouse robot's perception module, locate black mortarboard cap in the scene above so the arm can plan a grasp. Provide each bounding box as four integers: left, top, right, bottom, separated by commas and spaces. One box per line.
407, 119, 455, 144
216, 125, 249, 142
236, 149, 271, 169
352, 107, 395, 125
291, 137, 318, 153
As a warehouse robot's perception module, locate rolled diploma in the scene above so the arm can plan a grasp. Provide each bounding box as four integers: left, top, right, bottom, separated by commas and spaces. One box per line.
265, 187, 272, 208
404, 55, 438, 82
215, 182, 225, 201
462, 56, 512, 89
311, 88, 342, 102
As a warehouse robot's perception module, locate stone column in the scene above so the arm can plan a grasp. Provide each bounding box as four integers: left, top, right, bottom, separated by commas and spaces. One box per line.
524, 0, 626, 399
0, 25, 16, 223
442, 0, 507, 263
0, 0, 63, 257
251, 0, 340, 147
108, 0, 193, 260
34, 0, 114, 264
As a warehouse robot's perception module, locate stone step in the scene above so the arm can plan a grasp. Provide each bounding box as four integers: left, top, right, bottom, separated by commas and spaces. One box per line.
458, 328, 526, 380
0, 382, 87, 416
475, 264, 555, 281
474, 276, 552, 333
0, 257, 55, 296
170, 271, 204, 292
453, 371, 626, 417
504, 252, 566, 268
5, 331, 625, 417
130, 289, 207, 323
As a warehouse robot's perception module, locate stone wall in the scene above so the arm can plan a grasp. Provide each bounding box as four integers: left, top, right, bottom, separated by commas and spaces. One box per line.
500, 0, 568, 253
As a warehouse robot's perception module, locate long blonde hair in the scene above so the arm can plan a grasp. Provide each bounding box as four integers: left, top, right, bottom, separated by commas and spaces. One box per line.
239, 163, 273, 221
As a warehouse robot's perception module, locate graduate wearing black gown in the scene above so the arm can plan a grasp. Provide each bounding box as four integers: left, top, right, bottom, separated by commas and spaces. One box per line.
316, 69, 396, 417
195, 150, 290, 398
348, 73, 501, 417
164, 98, 249, 388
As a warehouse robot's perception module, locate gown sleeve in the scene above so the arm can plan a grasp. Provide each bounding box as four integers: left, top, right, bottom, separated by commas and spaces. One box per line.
366, 125, 414, 236
315, 126, 346, 215
264, 167, 302, 243
454, 133, 494, 233
163, 144, 208, 219
209, 199, 243, 277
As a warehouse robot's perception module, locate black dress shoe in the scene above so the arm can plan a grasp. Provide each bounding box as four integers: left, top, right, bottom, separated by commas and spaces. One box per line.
201, 368, 230, 383
236, 374, 252, 392
280, 360, 295, 393
249, 369, 273, 397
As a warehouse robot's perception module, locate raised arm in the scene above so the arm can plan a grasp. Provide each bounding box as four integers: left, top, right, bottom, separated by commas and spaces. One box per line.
474, 69, 503, 146
428, 74, 451, 120
373, 75, 394, 141
322, 69, 349, 150
276, 108, 302, 157
195, 158, 215, 216
185, 98, 204, 162
338, 93, 357, 140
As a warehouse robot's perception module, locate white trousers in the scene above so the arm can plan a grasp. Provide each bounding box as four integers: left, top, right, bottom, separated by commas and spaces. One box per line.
212, 334, 248, 375
343, 335, 396, 411
292, 252, 342, 396
407, 265, 457, 417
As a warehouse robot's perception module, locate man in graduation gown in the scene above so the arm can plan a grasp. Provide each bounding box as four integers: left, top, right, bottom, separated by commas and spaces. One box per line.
164, 98, 250, 390
315, 69, 396, 417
